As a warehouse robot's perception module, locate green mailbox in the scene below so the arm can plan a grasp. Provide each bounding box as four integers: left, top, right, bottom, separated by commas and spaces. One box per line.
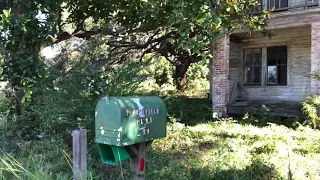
95, 96, 167, 165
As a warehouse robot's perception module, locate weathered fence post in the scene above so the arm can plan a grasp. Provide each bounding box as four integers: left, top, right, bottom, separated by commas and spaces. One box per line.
72, 129, 87, 180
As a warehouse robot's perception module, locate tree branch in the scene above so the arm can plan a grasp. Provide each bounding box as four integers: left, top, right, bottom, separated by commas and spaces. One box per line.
107, 32, 174, 49
139, 40, 161, 62
51, 29, 100, 44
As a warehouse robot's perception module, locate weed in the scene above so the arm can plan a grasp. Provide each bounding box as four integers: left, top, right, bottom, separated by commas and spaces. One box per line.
302, 95, 320, 129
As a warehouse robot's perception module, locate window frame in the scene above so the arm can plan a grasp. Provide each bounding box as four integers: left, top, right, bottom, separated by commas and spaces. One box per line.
266, 46, 288, 86
242, 44, 289, 87
243, 48, 263, 86
267, 0, 289, 10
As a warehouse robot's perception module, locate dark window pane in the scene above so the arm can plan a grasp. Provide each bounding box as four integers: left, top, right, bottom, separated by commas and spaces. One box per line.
270, 0, 275, 8
244, 48, 262, 85
268, 59, 277, 66
278, 58, 287, 64
268, 66, 277, 84
253, 66, 262, 83
245, 56, 253, 66
267, 47, 277, 64
280, 0, 288, 8
267, 46, 287, 85
244, 67, 253, 84
278, 46, 287, 64
244, 49, 253, 66
278, 65, 287, 84
275, 0, 280, 8
253, 49, 262, 65
244, 66, 262, 84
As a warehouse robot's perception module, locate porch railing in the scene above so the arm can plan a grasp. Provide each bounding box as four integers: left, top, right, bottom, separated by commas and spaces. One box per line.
249, 0, 319, 13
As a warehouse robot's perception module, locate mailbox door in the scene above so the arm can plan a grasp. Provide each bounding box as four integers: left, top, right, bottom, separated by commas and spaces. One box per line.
95, 97, 122, 146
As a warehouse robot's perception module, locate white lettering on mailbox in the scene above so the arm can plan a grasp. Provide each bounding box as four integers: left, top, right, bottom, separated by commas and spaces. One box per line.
129, 98, 160, 117
137, 117, 154, 125
126, 108, 160, 116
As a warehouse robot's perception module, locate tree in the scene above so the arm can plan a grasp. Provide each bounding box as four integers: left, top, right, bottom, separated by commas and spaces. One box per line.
0, 0, 271, 118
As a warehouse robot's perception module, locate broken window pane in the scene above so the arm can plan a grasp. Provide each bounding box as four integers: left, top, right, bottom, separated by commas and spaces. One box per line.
268, 66, 277, 84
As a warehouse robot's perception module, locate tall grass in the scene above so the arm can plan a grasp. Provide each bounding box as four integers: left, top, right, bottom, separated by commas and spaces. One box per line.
0, 148, 72, 180
1, 118, 320, 180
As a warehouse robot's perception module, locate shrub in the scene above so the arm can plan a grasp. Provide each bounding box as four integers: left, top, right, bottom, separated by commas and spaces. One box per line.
185, 61, 209, 96
25, 59, 149, 142
302, 95, 320, 129
1, 37, 151, 142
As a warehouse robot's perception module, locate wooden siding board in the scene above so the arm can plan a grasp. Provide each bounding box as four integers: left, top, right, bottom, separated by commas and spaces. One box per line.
229, 42, 241, 101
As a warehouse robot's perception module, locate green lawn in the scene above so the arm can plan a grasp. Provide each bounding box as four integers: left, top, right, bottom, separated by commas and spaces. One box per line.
1, 120, 320, 180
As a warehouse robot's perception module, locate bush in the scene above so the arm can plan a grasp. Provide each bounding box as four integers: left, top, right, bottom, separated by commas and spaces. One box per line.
0, 36, 152, 142
302, 95, 320, 129
25, 58, 149, 142
185, 61, 209, 96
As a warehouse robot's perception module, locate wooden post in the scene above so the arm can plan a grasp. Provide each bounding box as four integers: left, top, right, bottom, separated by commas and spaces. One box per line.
72, 129, 87, 180
126, 141, 153, 180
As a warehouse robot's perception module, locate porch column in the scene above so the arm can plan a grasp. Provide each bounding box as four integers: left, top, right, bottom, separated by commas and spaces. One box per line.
311, 23, 320, 95
211, 34, 230, 117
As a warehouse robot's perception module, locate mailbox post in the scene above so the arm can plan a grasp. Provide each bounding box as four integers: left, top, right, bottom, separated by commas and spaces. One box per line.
95, 96, 167, 179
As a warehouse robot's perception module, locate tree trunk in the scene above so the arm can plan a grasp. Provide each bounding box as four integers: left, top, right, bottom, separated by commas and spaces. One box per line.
175, 58, 191, 92
176, 72, 187, 92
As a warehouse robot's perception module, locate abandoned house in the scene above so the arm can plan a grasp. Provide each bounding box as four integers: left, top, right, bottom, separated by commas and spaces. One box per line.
211, 0, 320, 117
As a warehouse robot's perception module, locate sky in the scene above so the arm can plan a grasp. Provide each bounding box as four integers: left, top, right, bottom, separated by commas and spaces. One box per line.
40, 46, 59, 59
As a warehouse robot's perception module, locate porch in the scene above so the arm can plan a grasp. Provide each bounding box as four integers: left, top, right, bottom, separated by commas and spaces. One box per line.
227, 100, 303, 117
211, 23, 320, 117
251, 0, 319, 13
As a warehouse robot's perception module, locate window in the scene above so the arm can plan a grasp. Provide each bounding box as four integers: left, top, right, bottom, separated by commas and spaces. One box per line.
267, 0, 288, 10
267, 46, 287, 85
243, 45, 288, 86
244, 49, 262, 85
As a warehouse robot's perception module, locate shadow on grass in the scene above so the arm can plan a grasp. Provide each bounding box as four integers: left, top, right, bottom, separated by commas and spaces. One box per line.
163, 96, 212, 125
232, 112, 305, 129
144, 145, 280, 180
163, 96, 303, 128
188, 158, 279, 180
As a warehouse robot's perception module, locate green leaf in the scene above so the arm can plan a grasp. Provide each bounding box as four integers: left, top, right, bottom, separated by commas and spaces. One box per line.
233, 5, 239, 12
3, 9, 10, 18
212, 15, 221, 25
